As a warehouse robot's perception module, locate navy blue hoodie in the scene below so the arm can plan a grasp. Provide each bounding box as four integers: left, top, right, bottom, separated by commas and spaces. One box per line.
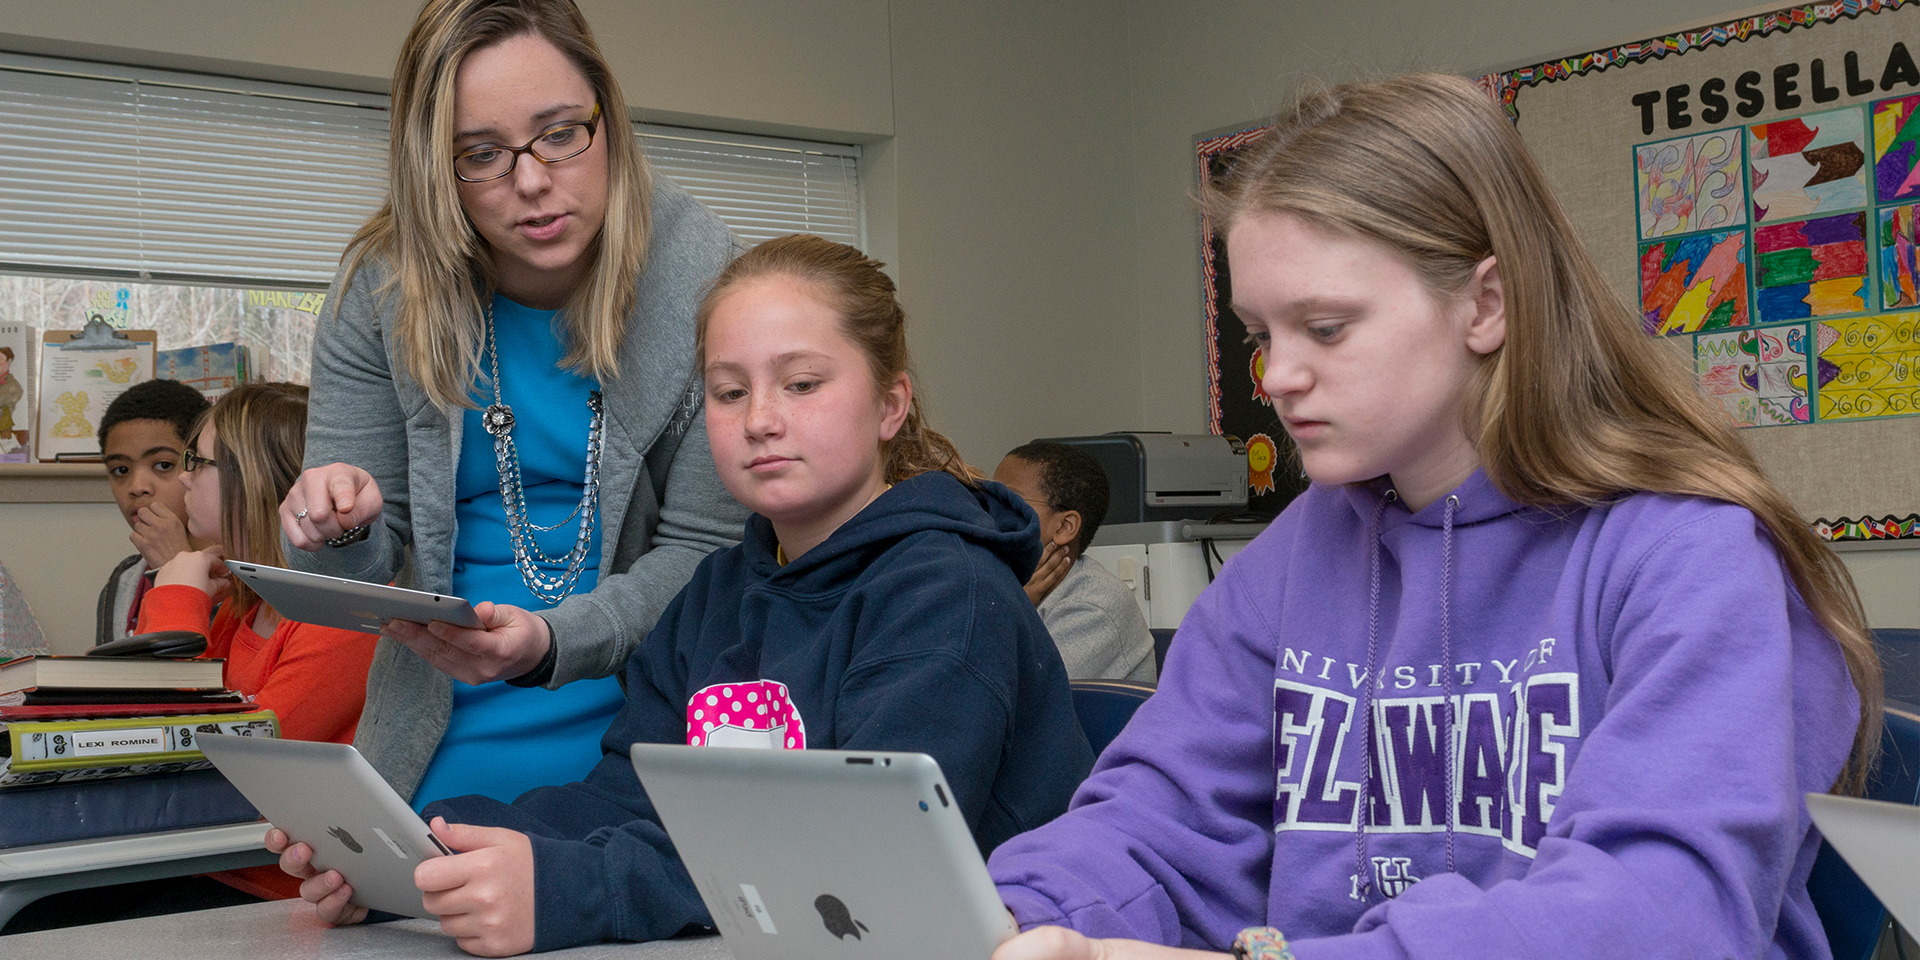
428, 471, 1095, 952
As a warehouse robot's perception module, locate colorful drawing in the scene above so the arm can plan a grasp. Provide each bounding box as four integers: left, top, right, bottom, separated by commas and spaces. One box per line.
1873, 93, 1920, 204
1695, 324, 1812, 428
1751, 323, 1813, 425
1815, 312, 1920, 420
1636, 130, 1746, 239
1753, 212, 1869, 322
1695, 329, 1759, 428
1748, 107, 1869, 222
1879, 203, 1920, 309
1639, 229, 1748, 336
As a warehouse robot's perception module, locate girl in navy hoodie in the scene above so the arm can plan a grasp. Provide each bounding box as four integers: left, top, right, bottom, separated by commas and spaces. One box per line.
987, 75, 1881, 960
269, 233, 1093, 955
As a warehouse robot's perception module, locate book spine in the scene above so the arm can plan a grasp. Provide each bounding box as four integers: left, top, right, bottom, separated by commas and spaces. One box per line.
4, 710, 279, 772
0, 756, 217, 789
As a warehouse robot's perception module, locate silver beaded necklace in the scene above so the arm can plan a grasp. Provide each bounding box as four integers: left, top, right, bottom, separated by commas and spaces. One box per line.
481, 300, 604, 604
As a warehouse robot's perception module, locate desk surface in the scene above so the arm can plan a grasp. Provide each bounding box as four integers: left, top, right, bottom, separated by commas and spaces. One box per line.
0, 898, 736, 959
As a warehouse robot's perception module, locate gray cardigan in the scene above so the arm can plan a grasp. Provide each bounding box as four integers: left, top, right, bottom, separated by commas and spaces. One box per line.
292, 178, 750, 800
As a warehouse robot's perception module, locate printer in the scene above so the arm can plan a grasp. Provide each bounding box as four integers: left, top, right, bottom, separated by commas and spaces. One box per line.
1034, 433, 1268, 631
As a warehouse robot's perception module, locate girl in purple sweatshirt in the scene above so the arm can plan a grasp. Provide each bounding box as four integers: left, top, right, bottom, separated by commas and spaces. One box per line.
987, 73, 1882, 960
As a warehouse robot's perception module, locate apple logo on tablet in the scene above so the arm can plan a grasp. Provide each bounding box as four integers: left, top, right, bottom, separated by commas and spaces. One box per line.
328, 826, 364, 854
814, 895, 868, 940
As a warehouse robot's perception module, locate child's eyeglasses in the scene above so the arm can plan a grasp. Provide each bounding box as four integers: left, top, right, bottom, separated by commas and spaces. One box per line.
181, 448, 217, 472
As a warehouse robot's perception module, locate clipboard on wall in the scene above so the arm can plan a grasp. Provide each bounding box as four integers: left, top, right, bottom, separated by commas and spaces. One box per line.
35, 319, 157, 462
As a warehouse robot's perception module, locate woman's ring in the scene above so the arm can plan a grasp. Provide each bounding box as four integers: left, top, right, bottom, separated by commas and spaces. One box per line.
294, 509, 309, 521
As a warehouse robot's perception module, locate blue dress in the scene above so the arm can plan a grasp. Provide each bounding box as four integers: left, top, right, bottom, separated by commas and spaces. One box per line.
410, 295, 627, 809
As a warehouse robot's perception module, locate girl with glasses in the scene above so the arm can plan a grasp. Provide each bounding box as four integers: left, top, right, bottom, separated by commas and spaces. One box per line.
274, 0, 747, 814
148, 381, 378, 748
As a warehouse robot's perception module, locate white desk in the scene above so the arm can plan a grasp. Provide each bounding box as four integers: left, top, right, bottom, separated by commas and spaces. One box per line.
0, 821, 277, 929
0, 898, 736, 959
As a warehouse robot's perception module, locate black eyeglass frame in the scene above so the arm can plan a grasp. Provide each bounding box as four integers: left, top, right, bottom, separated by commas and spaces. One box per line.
453, 103, 603, 183
180, 447, 217, 473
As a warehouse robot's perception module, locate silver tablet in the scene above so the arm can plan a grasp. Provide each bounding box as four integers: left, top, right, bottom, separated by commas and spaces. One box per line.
226, 561, 482, 634
630, 744, 1018, 960
199, 734, 449, 919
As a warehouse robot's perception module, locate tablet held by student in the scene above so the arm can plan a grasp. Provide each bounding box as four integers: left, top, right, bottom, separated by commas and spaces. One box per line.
269, 234, 1091, 956
986, 73, 1879, 960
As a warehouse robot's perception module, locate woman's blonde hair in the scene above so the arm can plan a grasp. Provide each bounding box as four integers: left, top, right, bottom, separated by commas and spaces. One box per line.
190, 382, 310, 615
342, 0, 651, 410
694, 234, 981, 487
1203, 73, 1882, 793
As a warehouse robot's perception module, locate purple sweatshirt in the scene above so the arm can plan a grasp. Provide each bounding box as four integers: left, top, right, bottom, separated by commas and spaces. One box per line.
989, 471, 1859, 960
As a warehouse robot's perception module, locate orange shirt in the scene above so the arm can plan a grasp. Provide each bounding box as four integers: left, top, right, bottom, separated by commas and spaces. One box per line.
136, 584, 377, 744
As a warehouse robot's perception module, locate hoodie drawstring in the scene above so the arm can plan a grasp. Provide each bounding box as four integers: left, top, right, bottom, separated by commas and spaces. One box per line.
1354, 491, 1391, 903
1440, 494, 1459, 876
1353, 490, 1460, 903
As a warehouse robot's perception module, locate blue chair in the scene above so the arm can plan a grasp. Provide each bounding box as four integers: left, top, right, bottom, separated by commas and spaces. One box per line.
1809, 703, 1920, 960
1150, 628, 1176, 675
1876, 629, 1920, 710
1069, 679, 1155, 755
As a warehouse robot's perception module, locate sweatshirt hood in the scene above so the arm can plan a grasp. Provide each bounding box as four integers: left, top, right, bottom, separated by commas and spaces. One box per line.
740, 472, 1042, 588
1338, 469, 1529, 530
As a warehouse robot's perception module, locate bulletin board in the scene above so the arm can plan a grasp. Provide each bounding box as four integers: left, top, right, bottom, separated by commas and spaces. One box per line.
1478, 1, 1920, 540
1198, 123, 1310, 518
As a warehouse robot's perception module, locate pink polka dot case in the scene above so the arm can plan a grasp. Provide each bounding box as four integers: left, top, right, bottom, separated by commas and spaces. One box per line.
686, 680, 808, 749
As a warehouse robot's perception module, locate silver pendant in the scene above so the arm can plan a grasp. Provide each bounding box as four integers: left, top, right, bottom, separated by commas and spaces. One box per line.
483, 403, 515, 437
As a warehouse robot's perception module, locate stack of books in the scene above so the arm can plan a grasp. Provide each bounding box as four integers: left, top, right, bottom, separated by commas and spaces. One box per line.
0, 654, 280, 847
1, 654, 280, 788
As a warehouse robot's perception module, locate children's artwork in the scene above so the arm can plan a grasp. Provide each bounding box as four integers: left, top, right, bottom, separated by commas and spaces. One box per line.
1695, 329, 1758, 428
1695, 324, 1811, 429
32, 326, 157, 461
1880, 203, 1920, 310
0, 323, 33, 462
155, 342, 251, 401
1815, 312, 1920, 421
1639, 230, 1748, 336
1635, 130, 1746, 240
1753, 212, 1868, 323
1748, 107, 1869, 223
1872, 93, 1920, 204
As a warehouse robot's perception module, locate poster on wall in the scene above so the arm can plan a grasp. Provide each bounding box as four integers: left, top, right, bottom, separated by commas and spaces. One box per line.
1477, 0, 1920, 541
1196, 124, 1309, 518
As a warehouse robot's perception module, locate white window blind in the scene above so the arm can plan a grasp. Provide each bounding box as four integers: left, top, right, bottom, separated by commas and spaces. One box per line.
0, 56, 389, 288
0, 53, 863, 288
640, 125, 862, 247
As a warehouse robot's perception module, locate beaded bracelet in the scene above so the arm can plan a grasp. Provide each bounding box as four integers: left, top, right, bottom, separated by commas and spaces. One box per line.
1231, 926, 1294, 960
325, 524, 371, 548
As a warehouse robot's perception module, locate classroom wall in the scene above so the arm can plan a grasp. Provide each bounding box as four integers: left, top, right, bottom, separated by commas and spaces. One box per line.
1115, 0, 1919, 626
1, 1, 1912, 643
0, 0, 1144, 649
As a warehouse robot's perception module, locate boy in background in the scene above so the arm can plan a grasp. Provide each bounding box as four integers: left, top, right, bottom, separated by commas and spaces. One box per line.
994, 442, 1156, 682
96, 379, 211, 645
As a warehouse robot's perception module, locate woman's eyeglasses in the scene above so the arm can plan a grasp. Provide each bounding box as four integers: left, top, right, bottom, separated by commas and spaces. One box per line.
453, 104, 601, 183
181, 448, 217, 472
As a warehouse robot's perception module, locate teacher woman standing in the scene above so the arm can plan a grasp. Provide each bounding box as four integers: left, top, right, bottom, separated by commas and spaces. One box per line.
280, 0, 747, 807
